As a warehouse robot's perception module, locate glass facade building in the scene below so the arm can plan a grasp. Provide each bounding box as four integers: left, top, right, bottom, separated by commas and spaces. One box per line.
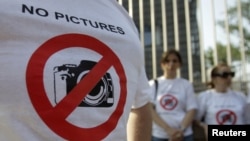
119, 0, 249, 93
121, 0, 202, 83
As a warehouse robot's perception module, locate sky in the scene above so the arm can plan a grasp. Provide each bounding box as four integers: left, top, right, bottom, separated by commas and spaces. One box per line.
199, 0, 243, 50
200, 0, 227, 50
200, 0, 250, 83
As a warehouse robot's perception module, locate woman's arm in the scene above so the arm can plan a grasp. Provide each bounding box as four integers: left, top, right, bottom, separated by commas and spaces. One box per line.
180, 109, 196, 132
127, 102, 152, 141
150, 103, 183, 141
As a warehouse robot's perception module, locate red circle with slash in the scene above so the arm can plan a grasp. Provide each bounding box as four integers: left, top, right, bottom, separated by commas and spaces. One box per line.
160, 94, 178, 110
216, 109, 237, 125
26, 34, 127, 140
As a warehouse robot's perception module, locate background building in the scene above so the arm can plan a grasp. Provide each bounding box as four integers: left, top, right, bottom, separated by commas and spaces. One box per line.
119, 0, 249, 94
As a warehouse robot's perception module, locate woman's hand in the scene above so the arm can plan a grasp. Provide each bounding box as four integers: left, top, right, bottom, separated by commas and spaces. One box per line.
166, 128, 184, 141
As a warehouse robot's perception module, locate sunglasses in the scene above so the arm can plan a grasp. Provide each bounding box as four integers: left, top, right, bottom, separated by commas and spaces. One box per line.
212, 72, 235, 78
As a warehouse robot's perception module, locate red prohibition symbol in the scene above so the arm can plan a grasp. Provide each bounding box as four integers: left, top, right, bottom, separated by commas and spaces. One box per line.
160, 94, 178, 110
216, 109, 237, 125
26, 34, 127, 141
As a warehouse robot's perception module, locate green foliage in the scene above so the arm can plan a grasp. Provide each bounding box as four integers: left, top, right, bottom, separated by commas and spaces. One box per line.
205, 43, 241, 67
204, 47, 213, 67
215, 0, 250, 62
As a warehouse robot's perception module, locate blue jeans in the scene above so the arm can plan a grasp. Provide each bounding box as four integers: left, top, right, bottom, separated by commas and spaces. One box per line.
152, 134, 194, 141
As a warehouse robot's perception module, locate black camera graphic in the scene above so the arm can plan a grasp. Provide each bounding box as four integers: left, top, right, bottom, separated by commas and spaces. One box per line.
53, 60, 114, 107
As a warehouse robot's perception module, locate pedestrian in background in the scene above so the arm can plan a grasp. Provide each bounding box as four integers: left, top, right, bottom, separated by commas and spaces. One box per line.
195, 63, 249, 140
149, 49, 197, 141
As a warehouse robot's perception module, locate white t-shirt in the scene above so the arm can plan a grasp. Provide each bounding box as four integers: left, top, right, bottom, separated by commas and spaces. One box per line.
245, 88, 250, 124
149, 76, 198, 139
247, 88, 250, 104
196, 89, 247, 125
0, 0, 150, 140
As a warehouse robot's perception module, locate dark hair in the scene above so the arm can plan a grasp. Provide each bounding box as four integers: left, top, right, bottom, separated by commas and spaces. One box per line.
160, 48, 182, 65
206, 63, 230, 88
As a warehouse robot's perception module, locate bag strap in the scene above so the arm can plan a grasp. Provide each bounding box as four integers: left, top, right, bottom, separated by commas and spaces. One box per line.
152, 79, 158, 110
154, 79, 158, 100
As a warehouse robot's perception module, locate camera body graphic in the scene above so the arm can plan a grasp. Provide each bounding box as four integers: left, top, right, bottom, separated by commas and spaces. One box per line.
53, 60, 114, 107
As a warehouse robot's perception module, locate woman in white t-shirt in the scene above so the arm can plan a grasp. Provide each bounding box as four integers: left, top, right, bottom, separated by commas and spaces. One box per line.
149, 49, 198, 141
195, 63, 248, 140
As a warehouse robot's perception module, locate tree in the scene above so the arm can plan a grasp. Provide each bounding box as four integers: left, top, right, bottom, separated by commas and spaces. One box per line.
217, 0, 250, 61
204, 42, 241, 67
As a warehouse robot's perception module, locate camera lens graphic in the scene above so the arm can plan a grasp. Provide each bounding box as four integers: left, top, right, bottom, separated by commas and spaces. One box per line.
54, 60, 114, 107
77, 70, 111, 106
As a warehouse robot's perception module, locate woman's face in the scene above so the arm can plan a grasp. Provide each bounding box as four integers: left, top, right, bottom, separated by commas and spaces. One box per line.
161, 53, 181, 73
212, 66, 234, 88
